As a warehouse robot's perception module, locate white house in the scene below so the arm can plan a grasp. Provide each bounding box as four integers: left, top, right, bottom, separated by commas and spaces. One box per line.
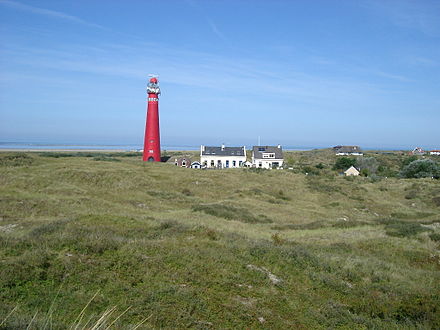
333, 145, 363, 156
411, 147, 425, 155
252, 145, 284, 169
429, 150, 440, 155
344, 166, 360, 176
200, 144, 246, 169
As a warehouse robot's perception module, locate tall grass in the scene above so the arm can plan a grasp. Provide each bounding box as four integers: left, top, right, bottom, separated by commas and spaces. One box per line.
0, 151, 439, 328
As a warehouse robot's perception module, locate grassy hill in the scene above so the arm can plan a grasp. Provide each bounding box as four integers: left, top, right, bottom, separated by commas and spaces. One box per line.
1, 152, 439, 328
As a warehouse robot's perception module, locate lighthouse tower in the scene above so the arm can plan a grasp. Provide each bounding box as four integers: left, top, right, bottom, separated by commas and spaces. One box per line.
143, 77, 161, 162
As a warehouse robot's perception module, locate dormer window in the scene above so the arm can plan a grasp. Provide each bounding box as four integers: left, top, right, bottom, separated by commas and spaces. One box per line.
262, 153, 275, 158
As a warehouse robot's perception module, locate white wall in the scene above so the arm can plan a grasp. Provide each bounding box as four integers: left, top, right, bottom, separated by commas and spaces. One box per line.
201, 155, 246, 168
252, 159, 284, 169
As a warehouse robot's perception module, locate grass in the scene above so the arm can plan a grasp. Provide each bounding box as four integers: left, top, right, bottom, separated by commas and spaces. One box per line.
0, 151, 439, 328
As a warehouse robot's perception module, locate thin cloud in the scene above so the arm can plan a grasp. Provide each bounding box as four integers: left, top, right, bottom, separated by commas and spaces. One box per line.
184, 0, 227, 42
362, 0, 440, 37
0, 0, 105, 29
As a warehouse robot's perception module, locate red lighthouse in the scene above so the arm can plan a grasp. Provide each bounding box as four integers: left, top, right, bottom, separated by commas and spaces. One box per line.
143, 77, 161, 161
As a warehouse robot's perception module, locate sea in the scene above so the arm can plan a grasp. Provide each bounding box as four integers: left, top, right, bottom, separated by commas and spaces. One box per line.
0, 142, 313, 151
0, 142, 411, 152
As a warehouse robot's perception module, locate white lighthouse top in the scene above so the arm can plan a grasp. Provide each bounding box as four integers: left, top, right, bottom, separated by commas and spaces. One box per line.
147, 77, 160, 95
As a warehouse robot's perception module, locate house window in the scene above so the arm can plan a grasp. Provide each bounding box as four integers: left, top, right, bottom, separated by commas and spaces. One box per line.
262, 153, 275, 158
258, 147, 265, 151
232, 160, 236, 167
204, 161, 207, 166
259, 162, 262, 167
182, 160, 186, 167
217, 160, 221, 167
211, 160, 214, 167
239, 161, 242, 167
226, 160, 229, 168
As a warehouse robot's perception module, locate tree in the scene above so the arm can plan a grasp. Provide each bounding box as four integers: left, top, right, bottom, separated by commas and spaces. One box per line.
400, 159, 440, 179
356, 157, 379, 177
333, 157, 356, 170
401, 155, 418, 168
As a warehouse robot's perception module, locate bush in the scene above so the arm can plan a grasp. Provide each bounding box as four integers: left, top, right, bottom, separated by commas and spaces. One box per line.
192, 203, 273, 224
92, 156, 120, 162
0, 154, 34, 166
400, 159, 440, 179
333, 157, 356, 170
356, 157, 379, 176
383, 221, 432, 238
429, 232, 440, 242
401, 155, 418, 168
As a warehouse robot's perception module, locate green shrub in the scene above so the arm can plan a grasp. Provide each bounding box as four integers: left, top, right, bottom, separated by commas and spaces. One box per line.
356, 157, 379, 176
0, 154, 34, 166
400, 159, 440, 179
384, 222, 432, 238
432, 197, 440, 207
92, 156, 120, 162
192, 203, 272, 224
401, 155, 418, 168
181, 188, 193, 196
405, 190, 418, 199
333, 157, 356, 170
271, 233, 286, 245
429, 232, 440, 242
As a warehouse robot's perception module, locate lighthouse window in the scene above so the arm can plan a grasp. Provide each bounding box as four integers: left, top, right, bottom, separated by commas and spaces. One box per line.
149, 150, 154, 153
150, 140, 154, 143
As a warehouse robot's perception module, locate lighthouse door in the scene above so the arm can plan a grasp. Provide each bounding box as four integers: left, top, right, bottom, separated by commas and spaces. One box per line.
148, 157, 154, 162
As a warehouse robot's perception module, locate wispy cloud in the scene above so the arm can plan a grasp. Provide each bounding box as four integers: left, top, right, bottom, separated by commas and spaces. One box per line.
406, 56, 438, 67
362, 0, 440, 36
1, 40, 403, 112
184, 0, 228, 42
0, 0, 105, 29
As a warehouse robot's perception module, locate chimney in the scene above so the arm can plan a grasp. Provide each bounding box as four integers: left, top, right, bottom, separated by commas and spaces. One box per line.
277, 144, 281, 149
221, 143, 225, 151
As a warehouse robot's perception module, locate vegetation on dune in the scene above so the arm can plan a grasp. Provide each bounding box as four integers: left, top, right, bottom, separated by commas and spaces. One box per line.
333, 156, 356, 170
400, 159, 440, 179
0, 151, 439, 328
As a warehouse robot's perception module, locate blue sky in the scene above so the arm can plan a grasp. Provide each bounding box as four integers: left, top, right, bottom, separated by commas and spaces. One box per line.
0, 0, 439, 149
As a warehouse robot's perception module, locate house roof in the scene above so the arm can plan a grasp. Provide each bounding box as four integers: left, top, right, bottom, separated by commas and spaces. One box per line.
334, 146, 362, 153
201, 146, 245, 156
252, 145, 283, 159
344, 166, 359, 173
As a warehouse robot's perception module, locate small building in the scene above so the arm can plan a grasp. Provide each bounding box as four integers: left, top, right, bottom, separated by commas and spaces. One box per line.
344, 166, 360, 176
190, 161, 202, 169
252, 145, 284, 169
200, 144, 246, 169
333, 145, 363, 156
429, 150, 440, 156
411, 147, 425, 155
174, 157, 191, 168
